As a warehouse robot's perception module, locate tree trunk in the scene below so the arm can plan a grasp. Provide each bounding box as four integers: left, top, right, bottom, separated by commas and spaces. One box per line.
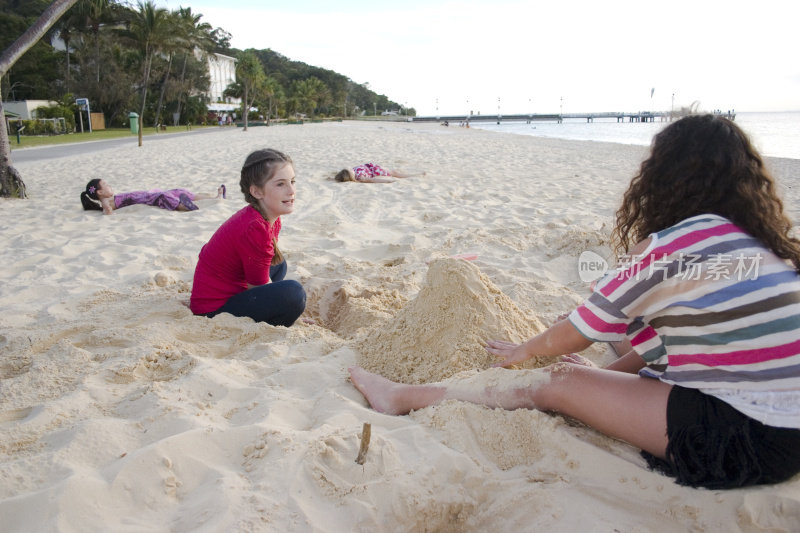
247, 92, 257, 126
64, 34, 71, 94
0, 0, 81, 198
154, 53, 172, 128
175, 53, 188, 121
94, 30, 100, 83
0, 100, 27, 198
242, 85, 249, 131
137, 50, 153, 147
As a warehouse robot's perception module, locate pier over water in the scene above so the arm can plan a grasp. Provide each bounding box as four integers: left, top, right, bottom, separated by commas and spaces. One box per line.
412, 110, 736, 124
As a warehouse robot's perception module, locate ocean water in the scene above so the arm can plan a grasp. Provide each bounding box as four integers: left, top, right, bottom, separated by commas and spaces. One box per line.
473, 111, 800, 160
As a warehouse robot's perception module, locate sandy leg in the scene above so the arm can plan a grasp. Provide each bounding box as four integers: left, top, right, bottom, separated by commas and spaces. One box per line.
350, 363, 671, 457
348, 366, 542, 414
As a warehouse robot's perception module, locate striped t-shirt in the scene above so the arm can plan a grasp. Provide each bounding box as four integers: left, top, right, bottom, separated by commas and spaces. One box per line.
569, 214, 800, 428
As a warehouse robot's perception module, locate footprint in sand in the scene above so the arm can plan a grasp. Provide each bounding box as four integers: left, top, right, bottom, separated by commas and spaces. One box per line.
0, 406, 33, 425
111, 345, 195, 383
0, 352, 32, 379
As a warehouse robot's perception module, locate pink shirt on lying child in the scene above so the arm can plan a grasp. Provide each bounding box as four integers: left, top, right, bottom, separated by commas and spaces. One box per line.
190, 205, 281, 315
352, 163, 391, 181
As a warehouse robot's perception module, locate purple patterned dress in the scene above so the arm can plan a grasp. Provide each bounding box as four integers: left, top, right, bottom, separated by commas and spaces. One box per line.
114, 188, 197, 211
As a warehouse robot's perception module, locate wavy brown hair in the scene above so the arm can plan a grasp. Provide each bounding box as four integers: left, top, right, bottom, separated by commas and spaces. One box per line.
240, 148, 293, 264
612, 114, 800, 271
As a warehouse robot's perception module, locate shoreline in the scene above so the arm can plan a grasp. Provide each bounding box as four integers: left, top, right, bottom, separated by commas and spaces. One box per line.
470, 110, 800, 161
2, 121, 798, 531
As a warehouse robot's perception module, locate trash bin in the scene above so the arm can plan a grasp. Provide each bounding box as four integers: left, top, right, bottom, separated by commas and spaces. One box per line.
128, 112, 139, 134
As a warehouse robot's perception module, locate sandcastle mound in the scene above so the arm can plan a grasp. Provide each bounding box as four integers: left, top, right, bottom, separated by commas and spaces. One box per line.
357, 258, 550, 384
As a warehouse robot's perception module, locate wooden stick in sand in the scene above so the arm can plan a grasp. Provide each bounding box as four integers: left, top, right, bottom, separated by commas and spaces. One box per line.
355, 422, 371, 465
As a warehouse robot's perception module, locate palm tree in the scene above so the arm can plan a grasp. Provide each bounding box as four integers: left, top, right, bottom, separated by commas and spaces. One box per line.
305, 76, 328, 116
51, 4, 86, 94
173, 6, 213, 124
290, 77, 326, 117
1, 0, 82, 198
76, 0, 113, 84
262, 75, 279, 125
153, 9, 183, 129
235, 50, 264, 131
119, 0, 170, 145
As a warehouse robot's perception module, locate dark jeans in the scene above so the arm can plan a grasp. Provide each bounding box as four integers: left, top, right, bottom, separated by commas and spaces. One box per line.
208, 261, 306, 327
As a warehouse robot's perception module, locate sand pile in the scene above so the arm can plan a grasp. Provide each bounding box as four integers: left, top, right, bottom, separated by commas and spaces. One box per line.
357, 257, 549, 384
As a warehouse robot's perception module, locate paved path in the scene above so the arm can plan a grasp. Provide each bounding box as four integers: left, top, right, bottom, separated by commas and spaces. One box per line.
9, 128, 226, 163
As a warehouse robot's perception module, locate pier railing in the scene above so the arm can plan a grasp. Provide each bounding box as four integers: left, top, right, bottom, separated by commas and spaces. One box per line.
412, 111, 735, 124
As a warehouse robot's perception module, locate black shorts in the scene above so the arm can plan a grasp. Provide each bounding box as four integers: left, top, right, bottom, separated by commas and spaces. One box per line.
641, 385, 800, 489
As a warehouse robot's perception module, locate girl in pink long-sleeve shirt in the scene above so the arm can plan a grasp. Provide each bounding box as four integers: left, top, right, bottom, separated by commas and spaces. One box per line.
190, 148, 305, 326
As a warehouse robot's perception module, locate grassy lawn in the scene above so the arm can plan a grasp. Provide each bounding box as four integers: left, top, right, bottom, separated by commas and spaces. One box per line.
9, 125, 217, 150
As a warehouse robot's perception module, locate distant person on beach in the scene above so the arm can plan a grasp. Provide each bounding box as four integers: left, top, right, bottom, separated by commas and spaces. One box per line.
190, 148, 306, 327
334, 163, 424, 183
80, 179, 224, 215
349, 114, 800, 490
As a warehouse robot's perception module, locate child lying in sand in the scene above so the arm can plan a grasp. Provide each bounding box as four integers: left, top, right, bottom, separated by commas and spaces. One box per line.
81, 179, 224, 215
350, 114, 800, 490
334, 163, 424, 183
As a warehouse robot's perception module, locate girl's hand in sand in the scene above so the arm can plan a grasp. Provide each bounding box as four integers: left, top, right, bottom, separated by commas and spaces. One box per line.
560, 353, 596, 367
486, 340, 530, 368
552, 312, 570, 326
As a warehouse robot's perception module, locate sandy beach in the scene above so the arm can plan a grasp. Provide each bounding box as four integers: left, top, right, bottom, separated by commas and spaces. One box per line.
2, 121, 799, 532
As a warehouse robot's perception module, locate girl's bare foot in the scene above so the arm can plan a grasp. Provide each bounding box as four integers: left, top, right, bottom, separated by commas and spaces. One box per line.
348, 367, 445, 415
349, 367, 406, 414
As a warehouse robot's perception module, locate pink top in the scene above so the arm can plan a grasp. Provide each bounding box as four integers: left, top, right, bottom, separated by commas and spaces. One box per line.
190, 206, 281, 314
352, 163, 391, 181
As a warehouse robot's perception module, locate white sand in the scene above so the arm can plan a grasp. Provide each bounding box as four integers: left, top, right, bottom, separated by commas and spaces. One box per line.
1, 121, 799, 532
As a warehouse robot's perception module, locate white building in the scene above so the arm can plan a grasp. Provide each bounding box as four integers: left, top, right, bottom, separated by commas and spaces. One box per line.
4, 53, 242, 119
206, 52, 240, 112
2, 100, 55, 119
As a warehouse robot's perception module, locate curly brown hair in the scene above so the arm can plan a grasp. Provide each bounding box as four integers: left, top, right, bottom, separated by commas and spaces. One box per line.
612, 114, 800, 271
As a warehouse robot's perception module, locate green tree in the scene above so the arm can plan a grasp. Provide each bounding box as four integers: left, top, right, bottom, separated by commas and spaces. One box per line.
76, 0, 114, 84
261, 75, 280, 124
119, 0, 170, 145
51, 3, 83, 93
234, 50, 263, 131
152, 9, 183, 128
209, 26, 231, 53
1, 4, 62, 101
290, 77, 326, 116
1, 0, 81, 198
173, 6, 213, 124
72, 28, 138, 126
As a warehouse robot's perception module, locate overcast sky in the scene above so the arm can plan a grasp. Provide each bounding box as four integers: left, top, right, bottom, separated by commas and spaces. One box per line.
153, 0, 799, 116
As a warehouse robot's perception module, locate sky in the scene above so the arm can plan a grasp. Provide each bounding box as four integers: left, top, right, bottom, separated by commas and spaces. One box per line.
152, 0, 799, 116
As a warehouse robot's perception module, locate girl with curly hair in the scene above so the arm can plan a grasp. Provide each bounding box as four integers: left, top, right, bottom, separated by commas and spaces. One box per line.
348, 114, 800, 489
